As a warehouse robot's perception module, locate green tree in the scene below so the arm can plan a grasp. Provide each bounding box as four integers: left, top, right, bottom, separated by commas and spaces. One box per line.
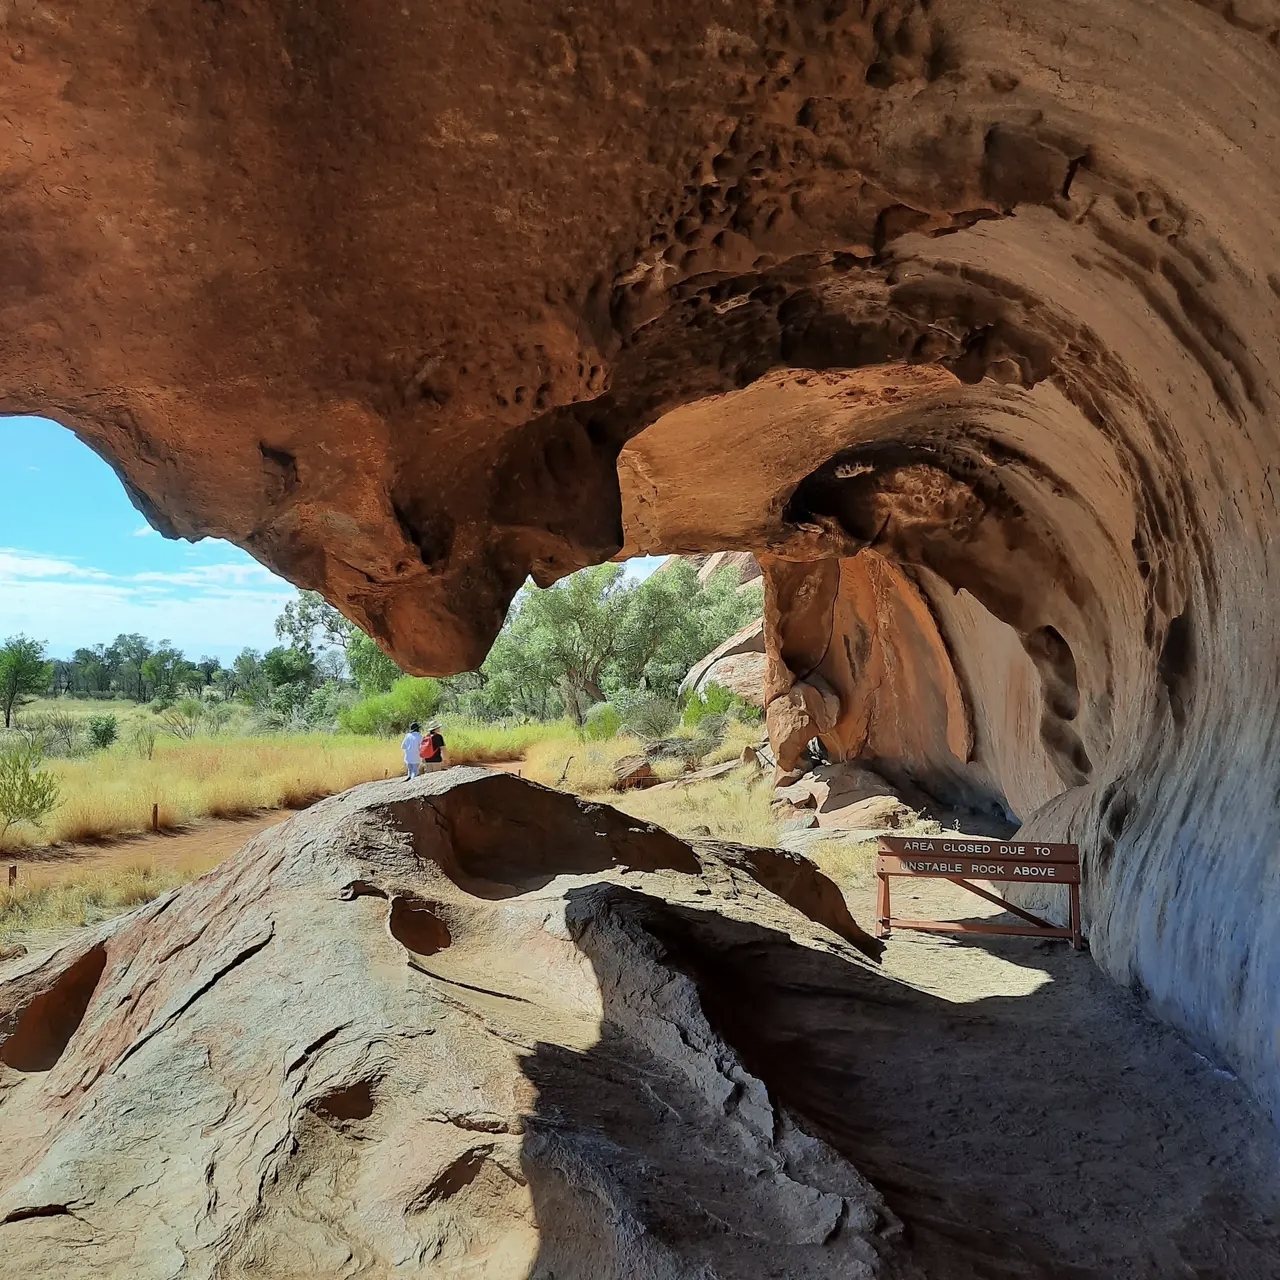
461, 560, 764, 722
348, 631, 402, 695
621, 561, 763, 700
140, 642, 198, 702
261, 646, 317, 715
70, 645, 111, 694
231, 648, 267, 705
196, 656, 223, 687
275, 590, 354, 657
0, 635, 53, 728
106, 633, 154, 701
0, 739, 60, 848
504, 563, 635, 720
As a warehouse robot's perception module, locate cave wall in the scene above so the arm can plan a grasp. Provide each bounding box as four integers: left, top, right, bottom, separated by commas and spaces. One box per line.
3, 1, 1280, 1115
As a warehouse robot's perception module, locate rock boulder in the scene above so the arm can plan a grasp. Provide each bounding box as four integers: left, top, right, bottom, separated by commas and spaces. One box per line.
0, 770, 891, 1278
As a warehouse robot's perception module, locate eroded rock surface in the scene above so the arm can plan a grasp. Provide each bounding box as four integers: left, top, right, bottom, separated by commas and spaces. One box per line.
5, 0, 1280, 1119
0, 770, 894, 1279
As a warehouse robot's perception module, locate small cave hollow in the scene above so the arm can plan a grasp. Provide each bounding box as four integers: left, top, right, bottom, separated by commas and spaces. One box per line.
388, 896, 453, 956
0, 945, 108, 1073
312, 1079, 378, 1124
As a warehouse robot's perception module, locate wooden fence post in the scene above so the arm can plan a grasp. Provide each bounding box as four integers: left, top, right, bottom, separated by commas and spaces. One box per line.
7, 866, 16, 888
151, 803, 159, 832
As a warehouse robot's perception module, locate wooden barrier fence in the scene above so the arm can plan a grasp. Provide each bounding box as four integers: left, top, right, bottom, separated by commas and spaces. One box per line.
876, 835, 1084, 950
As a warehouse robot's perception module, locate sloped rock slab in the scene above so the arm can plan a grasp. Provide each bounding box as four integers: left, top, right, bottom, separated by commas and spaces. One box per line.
0, 768, 893, 1279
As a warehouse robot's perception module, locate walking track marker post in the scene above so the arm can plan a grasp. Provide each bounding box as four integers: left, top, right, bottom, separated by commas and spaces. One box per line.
875, 835, 1084, 951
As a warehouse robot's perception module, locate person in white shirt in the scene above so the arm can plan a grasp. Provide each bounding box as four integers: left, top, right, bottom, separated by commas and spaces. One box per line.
401, 722, 424, 780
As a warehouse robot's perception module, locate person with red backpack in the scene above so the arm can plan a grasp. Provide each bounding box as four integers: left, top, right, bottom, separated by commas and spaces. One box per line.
419, 724, 447, 772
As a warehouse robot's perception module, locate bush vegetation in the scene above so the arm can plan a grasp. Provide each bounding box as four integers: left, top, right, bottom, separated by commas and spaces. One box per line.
337, 677, 442, 736
0, 741, 61, 849
2, 558, 770, 853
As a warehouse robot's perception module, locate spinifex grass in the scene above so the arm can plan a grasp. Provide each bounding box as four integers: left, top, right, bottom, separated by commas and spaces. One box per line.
523, 735, 660, 793
438, 718, 577, 765
611, 770, 781, 847
801, 837, 881, 892
1, 722, 596, 852
0, 853, 225, 940
5, 736, 399, 850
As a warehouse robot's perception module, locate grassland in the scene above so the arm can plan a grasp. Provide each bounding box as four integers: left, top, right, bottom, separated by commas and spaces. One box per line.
12, 736, 394, 849
0, 708, 781, 941
0, 853, 228, 942
612, 769, 780, 846
1, 711, 583, 854
520, 719, 761, 794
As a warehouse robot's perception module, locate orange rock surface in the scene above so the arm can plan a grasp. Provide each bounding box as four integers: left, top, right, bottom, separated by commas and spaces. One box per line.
3, 0, 1280, 1121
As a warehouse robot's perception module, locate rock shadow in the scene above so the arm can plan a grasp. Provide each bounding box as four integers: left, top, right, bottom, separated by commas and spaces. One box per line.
517, 886, 1280, 1280
381, 770, 700, 898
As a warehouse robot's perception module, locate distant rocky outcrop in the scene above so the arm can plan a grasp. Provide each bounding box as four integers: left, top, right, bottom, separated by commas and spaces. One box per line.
679, 617, 767, 706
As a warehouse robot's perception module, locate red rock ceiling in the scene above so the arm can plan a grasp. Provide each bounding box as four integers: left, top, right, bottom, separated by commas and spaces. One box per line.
3, 0, 1280, 1115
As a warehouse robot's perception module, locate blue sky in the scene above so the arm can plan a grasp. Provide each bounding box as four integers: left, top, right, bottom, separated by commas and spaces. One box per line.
0, 416, 663, 665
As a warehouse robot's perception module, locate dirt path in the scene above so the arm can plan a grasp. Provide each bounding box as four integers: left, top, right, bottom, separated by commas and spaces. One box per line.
684, 872, 1280, 1278
5, 762, 529, 888
6, 811, 290, 887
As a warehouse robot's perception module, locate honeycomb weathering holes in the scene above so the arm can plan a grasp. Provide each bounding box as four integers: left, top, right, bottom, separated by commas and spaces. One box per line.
388, 896, 453, 957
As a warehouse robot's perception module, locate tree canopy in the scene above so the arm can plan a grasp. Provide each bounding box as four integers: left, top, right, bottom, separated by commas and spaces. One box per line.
447, 561, 762, 723
4, 559, 762, 734
0, 635, 54, 728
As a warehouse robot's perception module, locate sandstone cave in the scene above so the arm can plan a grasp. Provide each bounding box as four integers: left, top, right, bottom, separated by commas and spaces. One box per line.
2, 1, 1280, 1276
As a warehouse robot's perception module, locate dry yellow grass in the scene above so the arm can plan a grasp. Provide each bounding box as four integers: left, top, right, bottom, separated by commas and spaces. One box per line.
612, 770, 780, 846
801, 837, 881, 891
523, 735, 651, 793
697, 719, 765, 765
0, 851, 226, 940
0, 716, 775, 940
4, 736, 402, 851
439, 718, 576, 764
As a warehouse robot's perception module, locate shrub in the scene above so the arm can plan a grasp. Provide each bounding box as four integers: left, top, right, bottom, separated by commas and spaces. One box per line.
338, 677, 442, 736
0, 740, 61, 849
18, 710, 84, 757
682, 682, 760, 728
620, 695, 678, 741
86, 714, 119, 750
304, 681, 355, 731
129, 721, 158, 760
583, 702, 622, 740
202, 703, 234, 734
160, 697, 205, 740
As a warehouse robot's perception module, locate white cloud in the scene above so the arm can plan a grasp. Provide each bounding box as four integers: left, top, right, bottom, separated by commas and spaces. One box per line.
0, 546, 295, 662
0, 549, 113, 582
132, 524, 157, 537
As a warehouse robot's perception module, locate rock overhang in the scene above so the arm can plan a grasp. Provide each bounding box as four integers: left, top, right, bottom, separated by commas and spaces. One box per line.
3, 0, 1280, 1116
